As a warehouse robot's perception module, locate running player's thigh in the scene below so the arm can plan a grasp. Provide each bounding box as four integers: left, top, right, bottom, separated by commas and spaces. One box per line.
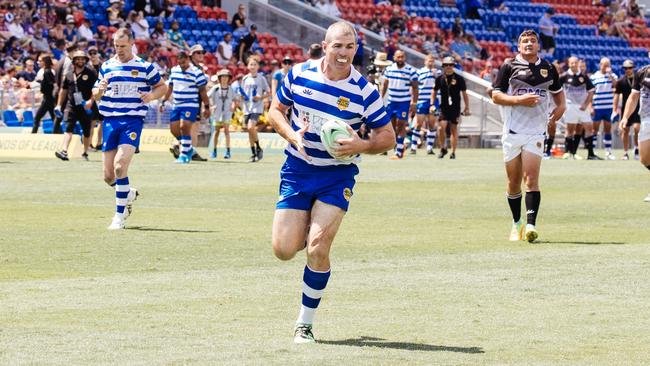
307, 200, 345, 252
504, 153, 523, 184
582, 122, 594, 134
169, 120, 180, 136
272, 208, 310, 253
246, 115, 258, 129
180, 119, 193, 133
521, 150, 542, 181
114, 144, 136, 170
427, 116, 438, 129
395, 119, 407, 133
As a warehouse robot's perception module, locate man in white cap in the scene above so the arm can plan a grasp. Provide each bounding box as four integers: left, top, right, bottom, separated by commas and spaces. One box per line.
208, 69, 237, 159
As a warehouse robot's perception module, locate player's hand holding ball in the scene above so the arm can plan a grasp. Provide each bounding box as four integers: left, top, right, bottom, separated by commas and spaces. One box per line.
321, 120, 361, 162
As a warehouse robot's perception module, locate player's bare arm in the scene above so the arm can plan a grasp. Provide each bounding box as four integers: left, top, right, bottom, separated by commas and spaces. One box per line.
335, 123, 395, 156
268, 97, 310, 160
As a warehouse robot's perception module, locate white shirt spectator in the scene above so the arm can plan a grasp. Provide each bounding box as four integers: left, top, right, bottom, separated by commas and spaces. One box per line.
217, 39, 233, 65
316, 0, 341, 18
7, 21, 25, 39
131, 18, 150, 39
78, 23, 94, 41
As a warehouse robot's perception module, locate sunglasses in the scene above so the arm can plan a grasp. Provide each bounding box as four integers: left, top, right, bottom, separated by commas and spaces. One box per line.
88, 51, 97, 55
623, 66, 633, 69
443, 64, 454, 67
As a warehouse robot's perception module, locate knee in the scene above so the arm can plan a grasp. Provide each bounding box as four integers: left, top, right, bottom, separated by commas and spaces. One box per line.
114, 162, 125, 178
103, 171, 115, 185
524, 175, 539, 191
272, 240, 297, 261
306, 233, 330, 264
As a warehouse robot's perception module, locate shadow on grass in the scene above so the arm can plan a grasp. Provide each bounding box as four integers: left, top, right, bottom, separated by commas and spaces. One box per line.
318, 336, 484, 354
538, 240, 625, 245
126, 226, 219, 233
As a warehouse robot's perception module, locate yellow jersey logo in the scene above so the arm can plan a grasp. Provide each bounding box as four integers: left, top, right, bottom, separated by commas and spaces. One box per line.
336, 96, 350, 111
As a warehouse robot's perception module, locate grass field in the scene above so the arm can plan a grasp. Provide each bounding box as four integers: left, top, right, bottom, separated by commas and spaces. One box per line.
1, 149, 649, 365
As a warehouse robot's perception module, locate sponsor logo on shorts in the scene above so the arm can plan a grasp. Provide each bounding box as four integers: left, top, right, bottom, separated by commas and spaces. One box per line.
540, 69, 548, 78
128, 132, 137, 141
536, 141, 542, 149
336, 96, 350, 111
401, 111, 407, 118
343, 188, 353, 201
185, 111, 191, 118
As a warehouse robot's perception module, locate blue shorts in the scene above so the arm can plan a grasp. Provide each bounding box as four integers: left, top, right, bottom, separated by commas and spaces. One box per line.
417, 101, 432, 115
102, 116, 144, 152
170, 106, 199, 123
593, 109, 612, 122
276, 154, 359, 212
386, 101, 410, 121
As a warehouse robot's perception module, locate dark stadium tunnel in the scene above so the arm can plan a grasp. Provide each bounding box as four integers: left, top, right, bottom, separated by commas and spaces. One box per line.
318, 336, 485, 354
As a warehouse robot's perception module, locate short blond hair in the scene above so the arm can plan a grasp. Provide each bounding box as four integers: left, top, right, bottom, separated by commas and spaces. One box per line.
324, 21, 357, 43
113, 28, 134, 41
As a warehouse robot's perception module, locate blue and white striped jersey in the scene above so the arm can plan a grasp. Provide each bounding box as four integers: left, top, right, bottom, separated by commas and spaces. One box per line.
95, 56, 161, 118
383, 63, 418, 103
417, 66, 440, 104
590, 71, 617, 110
276, 58, 390, 167
168, 64, 207, 109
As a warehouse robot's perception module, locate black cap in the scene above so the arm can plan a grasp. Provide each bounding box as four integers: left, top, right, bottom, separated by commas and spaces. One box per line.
545, 7, 555, 14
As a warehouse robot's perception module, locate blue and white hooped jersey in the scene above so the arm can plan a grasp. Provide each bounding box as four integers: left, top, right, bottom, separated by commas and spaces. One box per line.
276, 58, 390, 167
95, 56, 161, 118
417, 66, 440, 104
168, 65, 207, 109
590, 71, 617, 110
383, 63, 418, 103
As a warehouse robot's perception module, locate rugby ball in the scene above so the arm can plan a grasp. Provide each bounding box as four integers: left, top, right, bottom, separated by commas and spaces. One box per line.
320, 119, 356, 162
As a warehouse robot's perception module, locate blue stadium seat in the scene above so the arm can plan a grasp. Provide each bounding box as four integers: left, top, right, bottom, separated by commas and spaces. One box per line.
2, 110, 20, 127
22, 111, 34, 127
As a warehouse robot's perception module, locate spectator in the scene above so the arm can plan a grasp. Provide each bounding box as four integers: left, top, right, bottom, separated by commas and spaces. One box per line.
316, 0, 341, 18
231, 4, 247, 36
449, 35, 470, 62
217, 32, 234, 65
134, 0, 164, 16
237, 24, 258, 64
78, 18, 94, 41
308, 43, 323, 59
167, 20, 189, 50
17, 59, 36, 82
32, 55, 56, 134
451, 16, 464, 38
31, 26, 50, 53
150, 20, 170, 49
129, 10, 150, 40
627, 0, 640, 18
353, 28, 365, 70
538, 8, 558, 56
598, 11, 613, 36
479, 61, 496, 83
1, 67, 19, 110
6, 13, 26, 39
271, 55, 292, 97
63, 15, 78, 43
365, 11, 382, 33
107, 0, 125, 27
388, 7, 405, 33
52, 39, 66, 61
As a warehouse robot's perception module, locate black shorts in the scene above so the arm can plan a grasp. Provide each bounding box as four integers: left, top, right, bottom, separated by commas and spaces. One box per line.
540, 33, 556, 50
91, 102, 103, 121
65, 107, 92, 137
440, 111, 460, 124
627, 114, 641, 127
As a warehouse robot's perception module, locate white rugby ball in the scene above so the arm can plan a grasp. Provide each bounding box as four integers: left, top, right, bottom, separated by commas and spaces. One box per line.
320, 119, 356, 162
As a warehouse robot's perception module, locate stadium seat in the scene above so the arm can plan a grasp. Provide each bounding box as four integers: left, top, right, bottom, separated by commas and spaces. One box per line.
2, 110, 20, 127
22, 111, 34, 127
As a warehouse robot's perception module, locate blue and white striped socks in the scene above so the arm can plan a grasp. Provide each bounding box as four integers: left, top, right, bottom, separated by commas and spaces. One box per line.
395, 136, 405, 157
296, 265, 331, 325
427, 130, 436, 150
180, 135, 192, 157
604, 133, 612, 151
115, 177, 129, 218
410, 129, 421, 152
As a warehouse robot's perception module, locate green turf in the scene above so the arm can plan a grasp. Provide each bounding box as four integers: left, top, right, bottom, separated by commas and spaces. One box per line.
1, 149, 649, 365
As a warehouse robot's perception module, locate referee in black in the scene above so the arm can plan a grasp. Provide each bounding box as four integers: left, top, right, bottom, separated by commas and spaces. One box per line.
432, 56, 470, 159
54, 50, 98, 161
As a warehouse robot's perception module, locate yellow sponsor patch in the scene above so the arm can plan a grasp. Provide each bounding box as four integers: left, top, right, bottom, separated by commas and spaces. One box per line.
185, 111, 191, 118
540, 69, 548, 78
343, 188, 353, 201
131, 70, 139, 77
128, 132, 137, 141
336, 96, 350, 111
